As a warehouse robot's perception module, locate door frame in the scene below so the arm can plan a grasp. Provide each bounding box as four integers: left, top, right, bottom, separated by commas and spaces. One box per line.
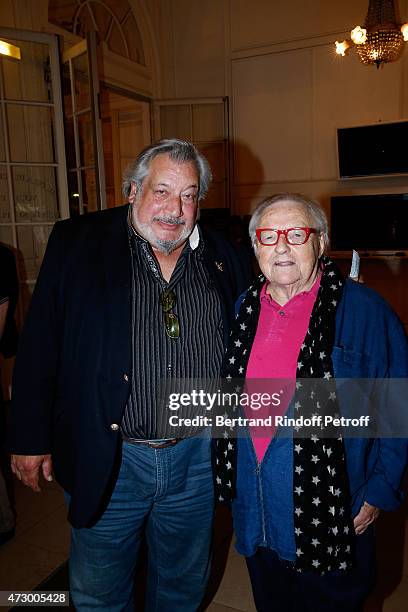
62, 30, 107, 212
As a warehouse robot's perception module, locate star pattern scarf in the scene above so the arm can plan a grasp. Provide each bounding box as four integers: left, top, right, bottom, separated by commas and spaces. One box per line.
214, 257, 354, 573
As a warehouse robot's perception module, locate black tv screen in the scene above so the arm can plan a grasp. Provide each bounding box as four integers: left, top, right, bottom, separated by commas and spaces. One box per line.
330, 193, 408, 252
337, 122, 408, 178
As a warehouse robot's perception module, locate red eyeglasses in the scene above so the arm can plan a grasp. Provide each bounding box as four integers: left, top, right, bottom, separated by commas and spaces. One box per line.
256, 227, 317, 246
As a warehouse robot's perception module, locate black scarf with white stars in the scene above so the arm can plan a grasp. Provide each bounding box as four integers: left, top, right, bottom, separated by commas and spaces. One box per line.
214, 257, 354, 574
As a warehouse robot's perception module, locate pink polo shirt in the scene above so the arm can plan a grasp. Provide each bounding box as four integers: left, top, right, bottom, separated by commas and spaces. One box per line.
245, 275, 321, 462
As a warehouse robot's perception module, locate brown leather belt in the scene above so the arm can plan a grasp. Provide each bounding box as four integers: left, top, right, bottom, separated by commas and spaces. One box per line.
122, 436, 179, 449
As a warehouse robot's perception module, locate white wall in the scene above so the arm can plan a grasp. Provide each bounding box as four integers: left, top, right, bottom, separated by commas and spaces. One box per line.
165, 0, 408, 212
164, 0, 408, 322
230, 1, 408, 211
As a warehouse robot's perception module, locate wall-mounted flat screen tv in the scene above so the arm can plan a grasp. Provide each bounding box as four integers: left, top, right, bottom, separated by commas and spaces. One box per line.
330, 193, 408, 253
337, 121, 408, 179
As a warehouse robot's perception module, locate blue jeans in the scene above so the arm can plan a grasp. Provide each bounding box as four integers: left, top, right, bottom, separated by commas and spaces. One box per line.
69, 436, 214, 611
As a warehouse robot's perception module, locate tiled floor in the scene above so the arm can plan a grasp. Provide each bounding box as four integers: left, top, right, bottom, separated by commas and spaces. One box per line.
0, 477, 407, 611
0, 479, 70, 596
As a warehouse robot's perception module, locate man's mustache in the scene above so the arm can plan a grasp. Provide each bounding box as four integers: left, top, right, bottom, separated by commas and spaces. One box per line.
154, 216, 185, 226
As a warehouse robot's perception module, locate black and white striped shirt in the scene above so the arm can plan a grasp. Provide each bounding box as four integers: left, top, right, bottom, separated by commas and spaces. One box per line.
121, 224, 224, 439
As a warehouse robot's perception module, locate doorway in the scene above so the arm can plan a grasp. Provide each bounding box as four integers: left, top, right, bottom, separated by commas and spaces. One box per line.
100, 88, 151, 208
62, 33, 152, 215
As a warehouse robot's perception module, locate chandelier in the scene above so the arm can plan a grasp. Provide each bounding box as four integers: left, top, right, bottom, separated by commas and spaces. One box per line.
335, 0, 408, 68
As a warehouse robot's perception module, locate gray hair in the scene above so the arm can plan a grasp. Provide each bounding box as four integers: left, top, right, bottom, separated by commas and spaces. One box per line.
248, 193, 329, 252
122, 138, 212, 202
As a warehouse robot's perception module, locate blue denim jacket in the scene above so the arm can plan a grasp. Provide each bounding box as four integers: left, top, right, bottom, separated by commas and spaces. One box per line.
233, 279, 408, 559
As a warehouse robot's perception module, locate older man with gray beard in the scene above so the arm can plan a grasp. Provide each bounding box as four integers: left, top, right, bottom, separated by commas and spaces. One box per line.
10, 139, 250, 611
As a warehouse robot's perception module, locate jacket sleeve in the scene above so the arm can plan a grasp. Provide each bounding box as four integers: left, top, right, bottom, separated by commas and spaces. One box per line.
8, 221, 65, 455
365, 439, 407, 511
337, 282, 408, 513
365, 313, 408, 511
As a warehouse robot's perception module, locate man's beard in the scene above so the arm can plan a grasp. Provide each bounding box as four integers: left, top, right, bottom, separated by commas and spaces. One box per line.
132, 212, 193, 255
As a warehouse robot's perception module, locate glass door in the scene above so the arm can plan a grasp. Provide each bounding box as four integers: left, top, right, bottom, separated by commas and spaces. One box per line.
0, 27, 68, 317
62, 30, 106, 215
